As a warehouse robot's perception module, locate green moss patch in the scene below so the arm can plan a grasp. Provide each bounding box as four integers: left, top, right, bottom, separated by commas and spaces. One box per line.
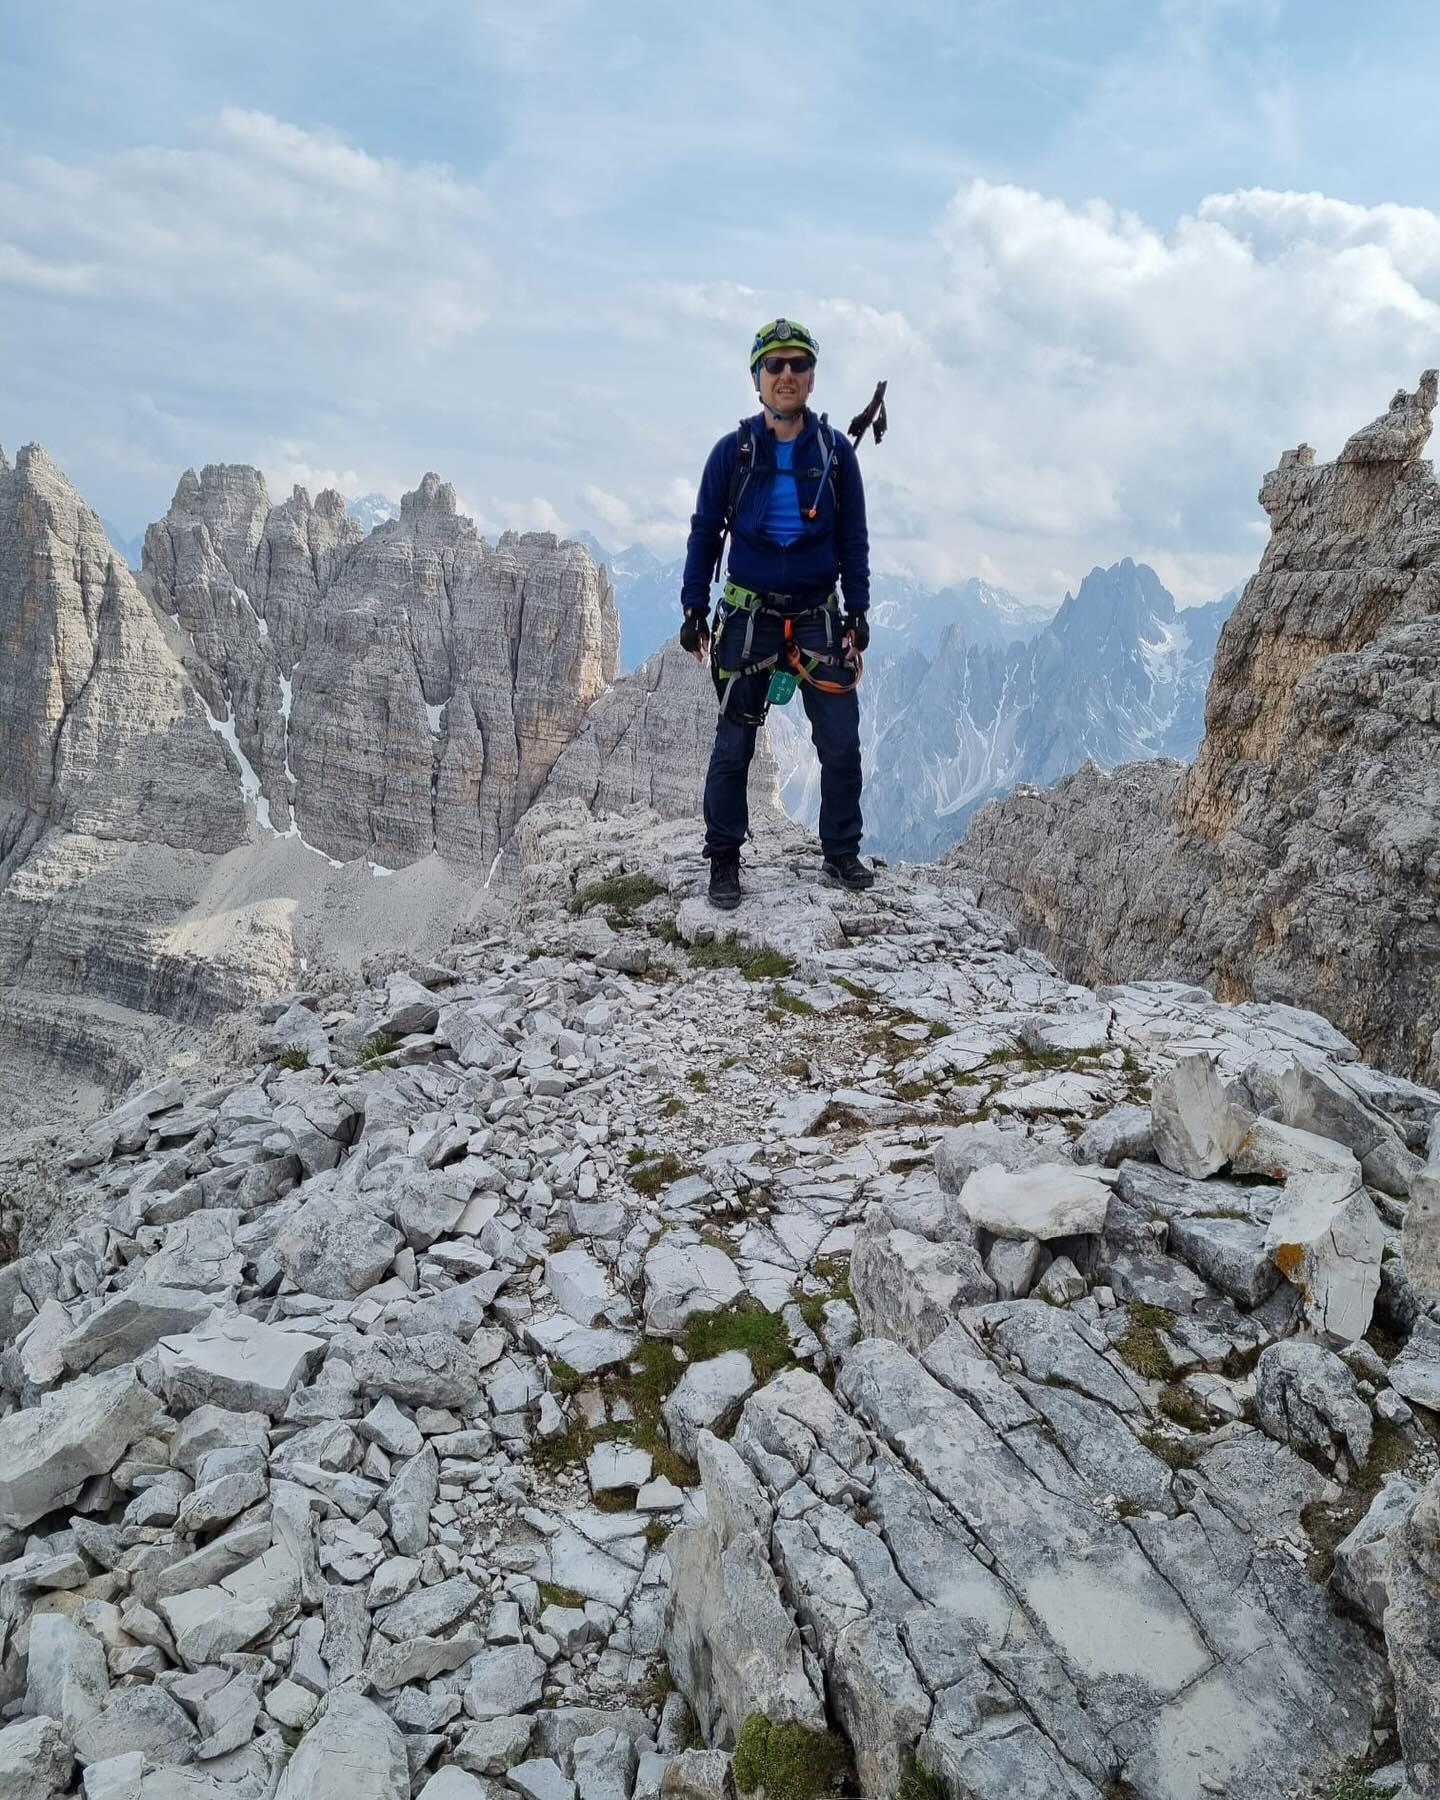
767, 985, 817, 1020
732, 1714, 851, 1800
684, 1300, 792, 1386
571, 872, 666, 919
539, 1582, 586, 1609
688, 937, 797, 981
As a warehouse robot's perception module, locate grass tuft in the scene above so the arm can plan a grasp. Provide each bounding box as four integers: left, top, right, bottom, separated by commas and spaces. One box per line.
684, 1299, 792, 1386
767, 985, 817, 1021
277, 1043, 310, 1071
1115, 1303, 1180, 1382
358, 1032, 400, 1067
733, 1715, 851, 1800
1156, 1383, 1210, 1431
688, 937, 797, 981
896, 1758, 946, 1800
571, 873, 666, 920
630, 1153, 687, 1195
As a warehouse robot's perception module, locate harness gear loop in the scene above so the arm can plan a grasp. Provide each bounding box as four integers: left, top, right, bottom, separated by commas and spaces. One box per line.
709, 583, 860, 726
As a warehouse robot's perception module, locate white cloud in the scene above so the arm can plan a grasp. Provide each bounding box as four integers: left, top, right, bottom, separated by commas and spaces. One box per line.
0, 108, 491, 351
813, 178, 1440, 601
7, 84, 1440, 613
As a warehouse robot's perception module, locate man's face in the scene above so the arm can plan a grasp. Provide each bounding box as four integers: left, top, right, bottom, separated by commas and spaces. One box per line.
756, 348, 815, 413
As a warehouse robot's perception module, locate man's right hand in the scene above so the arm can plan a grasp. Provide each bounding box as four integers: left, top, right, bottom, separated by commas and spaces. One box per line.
680, 610, 711, 662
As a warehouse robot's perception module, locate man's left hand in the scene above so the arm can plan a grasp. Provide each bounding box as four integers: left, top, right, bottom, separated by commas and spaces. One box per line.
843, 610, 870, 657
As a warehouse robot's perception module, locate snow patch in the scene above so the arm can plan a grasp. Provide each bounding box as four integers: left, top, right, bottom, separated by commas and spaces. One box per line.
426, 702, 445, 734
368, 861, 395, 879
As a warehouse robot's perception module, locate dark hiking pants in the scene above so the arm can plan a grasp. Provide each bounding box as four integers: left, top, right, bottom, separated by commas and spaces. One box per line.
703, 599, 863, 859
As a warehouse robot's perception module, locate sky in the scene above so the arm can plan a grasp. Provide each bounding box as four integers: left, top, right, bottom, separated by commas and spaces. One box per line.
4, 1, 1440, 606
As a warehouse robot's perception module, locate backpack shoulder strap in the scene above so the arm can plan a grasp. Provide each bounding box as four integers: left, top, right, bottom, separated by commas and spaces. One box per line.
817, 414, 842, 519
713, 420, 756, 583
723, 419, 756, 534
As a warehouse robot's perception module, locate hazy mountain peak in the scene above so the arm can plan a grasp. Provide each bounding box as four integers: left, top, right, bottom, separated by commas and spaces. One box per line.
346, 491, 401, 532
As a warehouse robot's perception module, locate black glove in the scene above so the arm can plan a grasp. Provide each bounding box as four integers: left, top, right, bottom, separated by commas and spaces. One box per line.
680, 610, 711, 660
844, 609, 870, 654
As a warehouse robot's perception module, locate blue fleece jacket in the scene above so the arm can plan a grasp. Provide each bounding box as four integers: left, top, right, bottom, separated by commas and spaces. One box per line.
680, 409, 870, 614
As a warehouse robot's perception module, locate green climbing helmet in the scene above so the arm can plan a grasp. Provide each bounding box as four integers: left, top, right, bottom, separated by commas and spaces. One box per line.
749, 317, 819, 372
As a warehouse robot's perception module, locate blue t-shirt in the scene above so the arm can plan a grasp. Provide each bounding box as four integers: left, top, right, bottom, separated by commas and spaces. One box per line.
764, 440, 804, 546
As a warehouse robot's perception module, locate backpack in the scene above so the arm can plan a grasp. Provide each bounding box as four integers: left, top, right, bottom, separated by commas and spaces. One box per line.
712, 416, 842, 582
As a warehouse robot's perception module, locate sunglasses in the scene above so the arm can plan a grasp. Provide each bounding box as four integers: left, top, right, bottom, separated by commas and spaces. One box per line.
760, 353, 815, 376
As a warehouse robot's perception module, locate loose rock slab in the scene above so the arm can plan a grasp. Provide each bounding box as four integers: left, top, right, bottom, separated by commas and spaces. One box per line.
0, 1366, 159, 1528
155, 1313, 325, 1418
956, 1165, 1110, 1241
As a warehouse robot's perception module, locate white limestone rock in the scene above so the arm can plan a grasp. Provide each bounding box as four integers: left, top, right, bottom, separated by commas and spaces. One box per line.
59, 1285, 214, 1374
0, 1715, 74, 1800
271, 1194, 402, 1300
1384, 1470, 1440, 1798
463, 1645, 546, 1721
1262, 1174, 1384, 1345
1332, 1475, 1420, 1629
587, 1443, 654, 1494
349, 1330, 483, 1408
524, 1317, 637, 1375
1388, 1316, 1440, 1414
546, 1244, 615, 1327
850, 1218, 994, 1355
643, 1241, 744, 1336
24, 1613, 110, 1736
956, 1164, 1110, 1242
273, 1689, 410, 1800
1150, 1054, 1255, 1178
0, 1366, 160, 1528
661, 1353, 756, 1464
1400, 1164, 1440, 1306
155, 1312, 326, 1418
935, 1121, 1069, 1193
984, 1236, 1041, 1300
1254, 1341, 1372, 1466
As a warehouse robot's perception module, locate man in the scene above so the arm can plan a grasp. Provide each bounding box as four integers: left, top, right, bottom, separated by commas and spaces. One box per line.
680, 318, 874, 911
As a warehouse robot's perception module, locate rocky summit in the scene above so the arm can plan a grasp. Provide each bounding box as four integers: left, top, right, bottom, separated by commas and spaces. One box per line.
0, 800, 1439, 1799
950, 372, 1440, 1090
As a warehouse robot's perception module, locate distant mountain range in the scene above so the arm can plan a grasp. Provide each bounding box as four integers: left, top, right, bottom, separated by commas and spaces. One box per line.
572, 533, 1056, 671
771, 560, 1236, 861
554, 536, 1240, 864
100, 489, 1235, 868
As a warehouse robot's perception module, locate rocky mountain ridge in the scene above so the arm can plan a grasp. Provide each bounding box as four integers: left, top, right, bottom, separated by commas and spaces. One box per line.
0, 446, 773, 1131
0, 804, 1438, 1798
949, 372, 1440, 1088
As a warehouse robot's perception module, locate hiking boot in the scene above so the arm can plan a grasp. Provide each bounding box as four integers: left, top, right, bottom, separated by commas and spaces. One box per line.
821, 852, 875, 891
707, 851, 742, 911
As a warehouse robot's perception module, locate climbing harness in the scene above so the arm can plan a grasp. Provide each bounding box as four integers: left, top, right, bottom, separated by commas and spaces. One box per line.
709, 581, 863, 727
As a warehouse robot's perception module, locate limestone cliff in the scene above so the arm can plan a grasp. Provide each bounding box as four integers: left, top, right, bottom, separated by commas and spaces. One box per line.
144, 466, 620, 867
0, 447, 742, 1122
949, 372, 1440, 1085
